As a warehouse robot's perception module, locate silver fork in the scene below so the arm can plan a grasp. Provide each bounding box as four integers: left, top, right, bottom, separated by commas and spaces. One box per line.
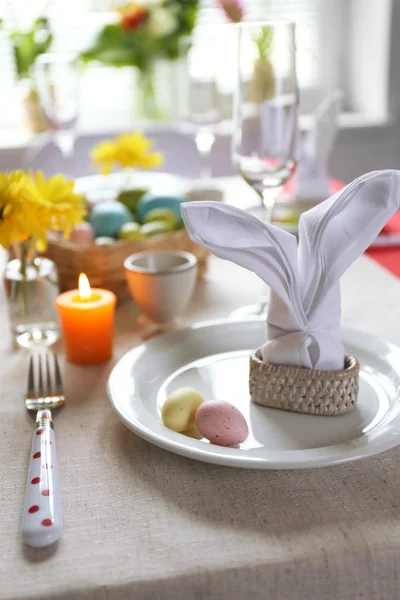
21, 352, 64, 548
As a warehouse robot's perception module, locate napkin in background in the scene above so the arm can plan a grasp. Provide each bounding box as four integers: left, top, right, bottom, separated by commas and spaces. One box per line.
182, 170, 400, 370
294, 90, 343, 201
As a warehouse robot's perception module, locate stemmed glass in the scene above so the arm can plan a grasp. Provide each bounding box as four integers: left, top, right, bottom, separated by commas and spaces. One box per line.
35, 53, 79, 177
231, 21, 299, 317
233, 21, 299, 220
178, 32, 222, 180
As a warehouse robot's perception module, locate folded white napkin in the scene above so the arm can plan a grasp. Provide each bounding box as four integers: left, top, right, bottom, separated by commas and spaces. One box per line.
182, 170, 400, 370
294, 90, 343, 201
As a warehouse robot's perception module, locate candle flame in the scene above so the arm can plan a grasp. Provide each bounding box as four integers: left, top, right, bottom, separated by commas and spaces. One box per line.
79, 273, 92, 301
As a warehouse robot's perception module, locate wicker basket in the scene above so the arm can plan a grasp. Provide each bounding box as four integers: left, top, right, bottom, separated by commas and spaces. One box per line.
44, 230, 209, 301
249, 350, 360, 416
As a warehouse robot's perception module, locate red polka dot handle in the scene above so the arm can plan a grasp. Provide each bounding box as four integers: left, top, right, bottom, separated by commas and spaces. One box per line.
21, 420, 62, 548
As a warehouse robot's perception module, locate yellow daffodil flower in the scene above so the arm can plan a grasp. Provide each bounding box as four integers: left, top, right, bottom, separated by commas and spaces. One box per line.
91, 132, 164, 175
27, 171, 86, 246
0, 171, 36, 249
0, 170, 86, 251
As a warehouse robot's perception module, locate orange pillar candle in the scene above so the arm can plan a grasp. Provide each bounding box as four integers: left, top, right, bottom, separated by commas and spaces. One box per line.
56, 273, 117, 365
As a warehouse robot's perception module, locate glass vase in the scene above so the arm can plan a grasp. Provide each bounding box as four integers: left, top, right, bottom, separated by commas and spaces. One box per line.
137, 67, 163, 120
3, 241, 60, 348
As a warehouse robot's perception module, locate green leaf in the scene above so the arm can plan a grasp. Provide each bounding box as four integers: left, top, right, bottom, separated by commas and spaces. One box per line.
9, 17, 52, 79
256, 26, 274, 62
79, 0, 200, 68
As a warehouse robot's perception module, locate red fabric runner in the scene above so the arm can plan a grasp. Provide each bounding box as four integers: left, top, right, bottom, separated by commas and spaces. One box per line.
366, 220, 400, 278
283, 177, 400, 279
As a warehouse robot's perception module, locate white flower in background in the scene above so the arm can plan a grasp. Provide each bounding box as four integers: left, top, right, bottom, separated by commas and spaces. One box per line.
148, 7, 178, 37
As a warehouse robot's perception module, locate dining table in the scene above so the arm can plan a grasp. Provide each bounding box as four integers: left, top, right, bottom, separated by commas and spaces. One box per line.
1, 177, 400, 600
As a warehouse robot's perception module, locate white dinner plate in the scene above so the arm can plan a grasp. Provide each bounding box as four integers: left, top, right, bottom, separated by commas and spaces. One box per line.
75, 172, 190, 202
108, 319, 400, 469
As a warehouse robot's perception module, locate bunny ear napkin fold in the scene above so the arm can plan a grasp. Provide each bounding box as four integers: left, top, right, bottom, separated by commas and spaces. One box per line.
182, 170, 400, 373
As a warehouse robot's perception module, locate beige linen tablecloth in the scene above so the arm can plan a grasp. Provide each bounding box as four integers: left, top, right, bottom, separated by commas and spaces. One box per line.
1, 180, 400, 600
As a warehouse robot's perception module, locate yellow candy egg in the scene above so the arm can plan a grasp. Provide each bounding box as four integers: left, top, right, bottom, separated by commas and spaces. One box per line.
161, 387, 204, 432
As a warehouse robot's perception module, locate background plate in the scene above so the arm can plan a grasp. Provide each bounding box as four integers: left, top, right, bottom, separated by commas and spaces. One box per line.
75, 172, 190, 204
108, 319, 400, 469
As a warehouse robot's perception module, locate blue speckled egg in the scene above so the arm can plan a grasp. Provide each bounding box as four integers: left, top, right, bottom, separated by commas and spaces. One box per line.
90, 201, 132, 238
136, 195, 187, 224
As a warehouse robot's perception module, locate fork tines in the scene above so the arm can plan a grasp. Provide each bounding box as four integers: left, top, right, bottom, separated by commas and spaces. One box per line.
26, 352, 65, 411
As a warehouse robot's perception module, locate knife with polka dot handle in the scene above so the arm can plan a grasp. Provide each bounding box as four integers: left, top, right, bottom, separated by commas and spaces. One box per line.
22, 354, 64, 548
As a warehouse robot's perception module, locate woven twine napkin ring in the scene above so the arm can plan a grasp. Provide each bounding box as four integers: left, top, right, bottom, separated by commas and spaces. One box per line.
249, 350, 360, 416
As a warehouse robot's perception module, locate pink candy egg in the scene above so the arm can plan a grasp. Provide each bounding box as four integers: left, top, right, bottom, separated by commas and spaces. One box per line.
195, 401, 249, 447
70, 222, 94, 243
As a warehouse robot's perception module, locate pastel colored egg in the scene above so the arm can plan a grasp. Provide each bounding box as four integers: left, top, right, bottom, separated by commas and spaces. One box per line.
275, 209, 300, 225
143, 207, 179, 229
117, 188, 148, 215
161, 387, 205, 432
140, 221, 174, 238
136, 195, 187, 224
95, 236, 115, 246
195, 401, 249, 447
117, 222, 145, 241
70, 222, 94, 243
90, 201, 132, 238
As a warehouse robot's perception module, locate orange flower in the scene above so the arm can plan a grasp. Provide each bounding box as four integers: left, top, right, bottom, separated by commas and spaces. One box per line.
118, 3, 148, 31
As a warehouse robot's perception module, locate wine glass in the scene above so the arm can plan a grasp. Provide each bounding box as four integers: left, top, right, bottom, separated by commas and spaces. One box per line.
178, 31, 222, 181
233, 21, 299, 221
35, 53, 79, 177
231, 22, 299, 318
